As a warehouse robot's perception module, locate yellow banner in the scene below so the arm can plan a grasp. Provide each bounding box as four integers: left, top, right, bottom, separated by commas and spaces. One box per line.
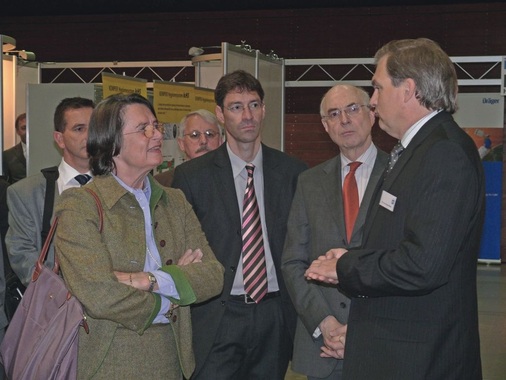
152, 81, 194, 123
102, 72, 147, 98
194, 87, 216, 113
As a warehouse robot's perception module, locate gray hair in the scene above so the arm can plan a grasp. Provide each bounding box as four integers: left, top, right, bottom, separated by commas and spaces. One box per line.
319, 84, 370, 117
179, 109, 222, 138
374, 38, 458, 114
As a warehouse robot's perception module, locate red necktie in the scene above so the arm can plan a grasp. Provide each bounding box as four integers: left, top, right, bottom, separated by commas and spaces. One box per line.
343, 162, 362, 243
242, 164, 267, 303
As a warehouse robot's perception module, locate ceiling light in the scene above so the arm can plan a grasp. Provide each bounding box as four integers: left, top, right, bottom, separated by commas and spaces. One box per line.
1, 35, 16, 52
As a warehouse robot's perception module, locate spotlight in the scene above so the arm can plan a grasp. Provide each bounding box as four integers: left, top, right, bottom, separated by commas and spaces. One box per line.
1, 35, 16, 52
188, 46, 221, 57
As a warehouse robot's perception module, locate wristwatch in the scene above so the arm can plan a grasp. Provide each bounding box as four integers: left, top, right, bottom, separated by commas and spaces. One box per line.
147, 272, 157, 292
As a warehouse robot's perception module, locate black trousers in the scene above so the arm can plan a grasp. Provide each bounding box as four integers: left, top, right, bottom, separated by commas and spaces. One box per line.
193, 295, 291, 380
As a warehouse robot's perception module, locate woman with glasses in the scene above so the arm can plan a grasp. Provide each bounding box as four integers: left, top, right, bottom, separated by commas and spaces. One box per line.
54, 93, 224, 379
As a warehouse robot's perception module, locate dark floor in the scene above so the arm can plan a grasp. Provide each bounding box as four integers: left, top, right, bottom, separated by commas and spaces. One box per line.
285, 263, 506, 380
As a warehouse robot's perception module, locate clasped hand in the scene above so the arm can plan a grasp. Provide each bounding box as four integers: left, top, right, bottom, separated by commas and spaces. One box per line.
319, 315, 347, 359
304, 248, 348, 284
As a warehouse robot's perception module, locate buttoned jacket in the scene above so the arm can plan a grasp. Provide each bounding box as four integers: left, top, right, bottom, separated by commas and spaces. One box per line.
54, 174, 224, 379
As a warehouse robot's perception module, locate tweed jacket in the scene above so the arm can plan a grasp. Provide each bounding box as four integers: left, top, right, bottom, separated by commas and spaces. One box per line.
54, 174, 224, 379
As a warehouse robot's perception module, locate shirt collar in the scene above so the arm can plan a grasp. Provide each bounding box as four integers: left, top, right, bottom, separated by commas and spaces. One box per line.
58, 158, 93, 186
113, 173, 151, 201
340, 142, 377, 170
401, 109, 441, 148
227, 143, 263, 179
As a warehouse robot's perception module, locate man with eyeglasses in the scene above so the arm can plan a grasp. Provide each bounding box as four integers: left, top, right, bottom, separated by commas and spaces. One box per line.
155, 109, 223, 187
282, 84, 388, 380
305, 39, 484, 380
173, 70, 307, 379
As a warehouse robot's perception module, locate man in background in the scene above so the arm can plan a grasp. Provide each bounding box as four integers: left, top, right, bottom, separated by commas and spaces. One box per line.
173, 70, 307, 379
6, 97, 94, 286
282, 84, 388, 379
155, 109, 223, 187
306, 38, 484, 380
2, 113, 27, 184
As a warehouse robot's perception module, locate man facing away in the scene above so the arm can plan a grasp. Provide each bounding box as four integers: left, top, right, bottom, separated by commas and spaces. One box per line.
6, 97, 94, 286
173, 70, 307, 379
2, 113, 27, 184
155, 109, 223, 187
306, 38, 484, 380
282, 84, 388, 380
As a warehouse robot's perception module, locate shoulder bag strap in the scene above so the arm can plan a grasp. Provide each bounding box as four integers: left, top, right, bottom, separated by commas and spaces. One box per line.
40, 166, 59, 245
32, 187, 103, 282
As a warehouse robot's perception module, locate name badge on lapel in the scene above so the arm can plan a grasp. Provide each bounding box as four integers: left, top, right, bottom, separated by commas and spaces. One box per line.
379, 190, 397, 212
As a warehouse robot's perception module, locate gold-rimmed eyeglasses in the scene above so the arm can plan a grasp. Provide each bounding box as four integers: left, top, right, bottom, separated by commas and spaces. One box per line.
183, 130, 219, 140
322, 104, 369, 121
123, 122, 165, 138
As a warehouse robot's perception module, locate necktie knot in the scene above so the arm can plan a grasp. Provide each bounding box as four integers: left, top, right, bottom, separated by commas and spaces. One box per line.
348, 161, 362, 174
387, 142, 405, 174
74, 174, 91, 186
246, 164, 255, 178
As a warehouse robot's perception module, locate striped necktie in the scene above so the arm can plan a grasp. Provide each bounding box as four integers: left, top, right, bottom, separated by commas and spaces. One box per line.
241, 164, 267, 303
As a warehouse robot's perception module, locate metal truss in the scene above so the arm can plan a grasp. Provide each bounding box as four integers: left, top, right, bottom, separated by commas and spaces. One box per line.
285, 56, 503, 90
40, 60, 194, 85
39, 56, 504, 92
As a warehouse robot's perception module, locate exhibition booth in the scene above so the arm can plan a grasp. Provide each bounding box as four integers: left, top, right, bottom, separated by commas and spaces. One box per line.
1, 34, 503, 263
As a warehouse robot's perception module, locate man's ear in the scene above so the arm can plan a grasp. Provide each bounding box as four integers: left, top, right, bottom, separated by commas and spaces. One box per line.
53, 131, 65, 150
403, 78, 417, 103
215, 105, 225, 124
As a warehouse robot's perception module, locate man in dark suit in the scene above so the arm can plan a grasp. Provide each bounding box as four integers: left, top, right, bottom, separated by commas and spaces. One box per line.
2, 113, 27, 184
173, 70, 307, 379
282, 84, 388, 379
306, 38, 484, 380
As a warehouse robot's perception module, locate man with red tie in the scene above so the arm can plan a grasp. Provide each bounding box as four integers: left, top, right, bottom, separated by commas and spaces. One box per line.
282, 84, 388, 380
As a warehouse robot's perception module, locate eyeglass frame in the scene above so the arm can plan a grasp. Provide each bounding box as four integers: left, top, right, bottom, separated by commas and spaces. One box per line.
183, 129, 220, 140
123, 122, 165, 138
321, 104, 370, 122
224, 101, 263, 114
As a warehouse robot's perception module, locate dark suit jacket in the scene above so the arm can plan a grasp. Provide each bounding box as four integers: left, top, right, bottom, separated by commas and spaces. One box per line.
154, 169, 174, 187
172, 143, 307, 377
337, 112, 485, 380
2, 143, 26, 184
282, 147, 388, 378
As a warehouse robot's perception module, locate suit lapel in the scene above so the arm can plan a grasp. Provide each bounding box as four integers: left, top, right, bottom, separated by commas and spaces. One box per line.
321, 156, 347, 243
262, 145, 283, 242
212, 145, 242, 234
15, 143, 26, 167
353, 151, 388, 243
364, 112, 451, 239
